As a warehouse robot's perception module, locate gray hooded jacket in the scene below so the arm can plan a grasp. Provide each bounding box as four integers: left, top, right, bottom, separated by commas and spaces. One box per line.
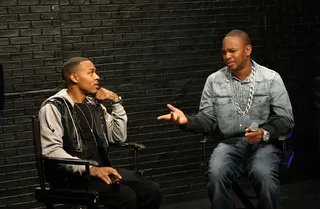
39, 89, 127, 175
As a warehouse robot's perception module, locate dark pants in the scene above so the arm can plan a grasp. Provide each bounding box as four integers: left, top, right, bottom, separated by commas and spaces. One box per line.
68, 168, 162, 209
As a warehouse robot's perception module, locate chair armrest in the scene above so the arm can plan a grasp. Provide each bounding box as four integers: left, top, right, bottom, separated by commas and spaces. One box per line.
200, 135, 208, 166
43, 156, 96, 165
279, 130, 293, 141
42, 156, 98, 176
110, 142, 146, 174
112, 142, 146, 149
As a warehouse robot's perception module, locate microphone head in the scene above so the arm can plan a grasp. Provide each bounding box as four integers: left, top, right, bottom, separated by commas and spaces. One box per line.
249, 122, 259, 132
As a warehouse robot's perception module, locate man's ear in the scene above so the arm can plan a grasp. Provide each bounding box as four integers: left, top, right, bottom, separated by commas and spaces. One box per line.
246, 44, 252, 57
69, 73, 78, 84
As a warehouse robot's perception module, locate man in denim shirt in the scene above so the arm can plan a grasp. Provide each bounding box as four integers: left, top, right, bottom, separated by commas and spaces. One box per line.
158, 29, 294, 209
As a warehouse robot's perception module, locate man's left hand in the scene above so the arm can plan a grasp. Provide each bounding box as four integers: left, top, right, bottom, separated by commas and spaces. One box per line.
95, 87, 119, 103
245, 128, 264, 144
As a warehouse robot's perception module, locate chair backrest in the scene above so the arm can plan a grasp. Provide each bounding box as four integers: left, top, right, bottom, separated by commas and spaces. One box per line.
279, 130, 294, 170
32, 116, 46, 189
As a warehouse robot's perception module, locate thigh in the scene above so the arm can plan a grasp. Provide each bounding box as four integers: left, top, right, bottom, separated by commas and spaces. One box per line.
208, 140, 248, 179
247, 144, 281, 177
117, 168, 161, 199
68, 175, 137, 207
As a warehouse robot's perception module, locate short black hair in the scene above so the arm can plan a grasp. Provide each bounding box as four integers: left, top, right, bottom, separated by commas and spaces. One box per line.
61, 57, 90, 82
224, 29, 251, 46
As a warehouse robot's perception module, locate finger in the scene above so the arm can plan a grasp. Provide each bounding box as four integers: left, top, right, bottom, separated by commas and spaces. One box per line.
171, 112, 179, 122
245, 131, 259, 137
246, 138, 253, 144
96, 92, 109, 101
157, 114, 171, 120
110, 169, 122, 179
170, 111, 175, 120
167, 104, 177, 112
95, 90, 102, 98
99, 173, 111, 184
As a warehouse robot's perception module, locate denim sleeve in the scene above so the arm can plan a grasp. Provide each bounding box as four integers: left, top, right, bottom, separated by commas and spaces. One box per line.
260, 73, 294, 139
180, 76, 218, 134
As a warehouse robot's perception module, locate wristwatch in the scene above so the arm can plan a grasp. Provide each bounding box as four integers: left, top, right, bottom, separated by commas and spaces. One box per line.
261, 129, 270, 142
113, 96, 122, 104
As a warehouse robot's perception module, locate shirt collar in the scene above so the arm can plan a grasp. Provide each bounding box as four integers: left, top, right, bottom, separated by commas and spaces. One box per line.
225, 59, 262, 82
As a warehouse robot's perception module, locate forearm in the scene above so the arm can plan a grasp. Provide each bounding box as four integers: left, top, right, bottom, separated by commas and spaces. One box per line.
105, 103, 128, 143
260, 114, 294, 140
180, 112, 217, 134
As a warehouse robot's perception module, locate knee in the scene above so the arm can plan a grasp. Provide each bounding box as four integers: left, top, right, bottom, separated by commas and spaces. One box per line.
147, 182, 162, 201
121, 188, 137, 207
208, 164, 230, 183
207, 144, 235, 184
250, 161, 279, 187
250, 146, 280, 184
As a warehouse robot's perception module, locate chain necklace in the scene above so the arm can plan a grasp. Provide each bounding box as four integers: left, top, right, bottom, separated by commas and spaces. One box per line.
74, 102, 98, 145
230, 66, 256, 116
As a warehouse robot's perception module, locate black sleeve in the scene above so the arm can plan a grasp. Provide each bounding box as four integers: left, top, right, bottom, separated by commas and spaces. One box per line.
179, 111, 217, 134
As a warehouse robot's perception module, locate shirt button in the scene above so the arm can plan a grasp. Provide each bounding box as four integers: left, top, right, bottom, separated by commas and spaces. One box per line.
240, 124, 242, 127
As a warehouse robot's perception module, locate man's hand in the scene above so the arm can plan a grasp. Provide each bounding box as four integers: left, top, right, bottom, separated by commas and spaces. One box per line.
157, 104, 188, 125
245, 128, 264, 144
89, 166, 122, 184
95, 87, 119, 103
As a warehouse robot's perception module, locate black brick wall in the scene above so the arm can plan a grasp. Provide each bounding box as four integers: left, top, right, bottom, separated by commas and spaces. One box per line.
0, 0, 318, 208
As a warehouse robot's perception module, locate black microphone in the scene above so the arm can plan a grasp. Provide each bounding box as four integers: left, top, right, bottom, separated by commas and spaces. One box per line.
249, 122, 259, 132
109, 174, 120, 184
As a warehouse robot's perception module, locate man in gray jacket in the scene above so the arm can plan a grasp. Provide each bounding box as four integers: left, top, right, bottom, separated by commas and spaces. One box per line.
39, 57, 161, 209
158, 30, 294, 209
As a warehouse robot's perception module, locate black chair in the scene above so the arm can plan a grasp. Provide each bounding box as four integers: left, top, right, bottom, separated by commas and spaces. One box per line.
32, 116, 145, 209
200, 131, 294, 209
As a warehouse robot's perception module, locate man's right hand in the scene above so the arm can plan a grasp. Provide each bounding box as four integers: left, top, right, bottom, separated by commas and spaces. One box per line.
157, 104, 188, 125
89, 166, 122, 184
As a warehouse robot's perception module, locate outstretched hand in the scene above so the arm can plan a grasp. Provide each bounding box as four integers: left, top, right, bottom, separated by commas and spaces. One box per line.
157, 104, 188, 125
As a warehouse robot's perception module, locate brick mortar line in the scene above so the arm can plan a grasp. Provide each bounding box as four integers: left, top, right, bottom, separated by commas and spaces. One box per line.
4, 88, 60, 96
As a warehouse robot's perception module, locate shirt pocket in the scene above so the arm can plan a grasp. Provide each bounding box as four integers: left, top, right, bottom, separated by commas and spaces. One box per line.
250, 95, 270, 120
213, 97, 235, 119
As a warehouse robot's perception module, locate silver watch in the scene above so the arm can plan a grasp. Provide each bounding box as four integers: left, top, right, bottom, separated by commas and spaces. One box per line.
261, 129, 270, 142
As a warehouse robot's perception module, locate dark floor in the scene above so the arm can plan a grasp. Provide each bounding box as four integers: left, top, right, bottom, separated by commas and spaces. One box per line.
160, 151, 320, 209
160, 179, 320, 209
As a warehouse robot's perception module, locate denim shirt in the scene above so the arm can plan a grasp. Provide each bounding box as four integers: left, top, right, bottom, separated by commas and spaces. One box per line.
185, 60, 294, 140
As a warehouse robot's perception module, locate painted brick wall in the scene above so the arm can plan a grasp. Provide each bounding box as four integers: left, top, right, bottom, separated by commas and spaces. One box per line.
0, 0, 318, 208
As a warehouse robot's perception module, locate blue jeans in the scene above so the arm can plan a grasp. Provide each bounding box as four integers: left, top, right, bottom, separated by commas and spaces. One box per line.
206, 138, 281, 209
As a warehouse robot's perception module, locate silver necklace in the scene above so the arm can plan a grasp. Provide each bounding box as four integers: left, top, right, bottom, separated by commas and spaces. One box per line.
75, 103, 94, 133
74, 103, 98, 146
230, 66, 256, 116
